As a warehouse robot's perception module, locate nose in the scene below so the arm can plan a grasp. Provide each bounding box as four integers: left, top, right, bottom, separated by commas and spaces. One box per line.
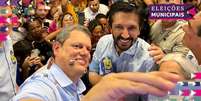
121, 28, 129, 39
80, 46, 90, 56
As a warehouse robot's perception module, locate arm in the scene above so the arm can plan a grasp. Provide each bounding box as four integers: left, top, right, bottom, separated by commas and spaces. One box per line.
44, 29, 61, 41
82, 72, 181, 101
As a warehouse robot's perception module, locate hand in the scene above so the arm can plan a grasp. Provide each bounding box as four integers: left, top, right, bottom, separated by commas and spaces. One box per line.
22, 56, 33, 68
32, 56, 43, 68
148, 43, 165, 64
22, 56, 43, 69
83, 72, 181, 101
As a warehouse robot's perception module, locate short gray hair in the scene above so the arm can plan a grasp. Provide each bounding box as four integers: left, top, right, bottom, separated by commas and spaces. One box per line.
56, 24, 91, 45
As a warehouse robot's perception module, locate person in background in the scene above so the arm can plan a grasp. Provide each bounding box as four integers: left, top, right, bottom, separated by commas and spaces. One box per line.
0, 5, 17, 101
95, 14, 110, 34
61, 12, 75, 27
34, 2, 50, 23
150, 0, 189, 56
84, 0, 109, 21
13, 19, 52, 82
148, 12, 201, 100
43, 12, 75, 42
88, 19, 104, 55
47, 6, 62, 33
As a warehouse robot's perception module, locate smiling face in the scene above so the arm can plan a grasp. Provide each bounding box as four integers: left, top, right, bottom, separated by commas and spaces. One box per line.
35, 4, 49, 19
62, 13, 74, 26
89, 0, 100, 13
111, 12, 140, 54
28, 20, 44, 41
53, 30, 91, 80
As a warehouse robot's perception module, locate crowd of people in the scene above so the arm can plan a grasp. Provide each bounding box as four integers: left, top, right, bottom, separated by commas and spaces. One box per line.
0, 0, 201, 101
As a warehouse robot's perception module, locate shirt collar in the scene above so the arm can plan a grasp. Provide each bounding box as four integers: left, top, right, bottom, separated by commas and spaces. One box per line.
49, 63, 86, 93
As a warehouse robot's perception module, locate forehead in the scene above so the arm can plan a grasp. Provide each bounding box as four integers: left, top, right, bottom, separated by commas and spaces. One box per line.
112, 12, 139, 26
99, 18, 107, 22
66, 30, 91, 44
89, 0, 99, 4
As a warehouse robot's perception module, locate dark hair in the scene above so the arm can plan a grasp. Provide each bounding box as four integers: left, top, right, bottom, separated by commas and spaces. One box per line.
95, 13, 107, 21
88, 19, 101, 33
107, 1, 143, 28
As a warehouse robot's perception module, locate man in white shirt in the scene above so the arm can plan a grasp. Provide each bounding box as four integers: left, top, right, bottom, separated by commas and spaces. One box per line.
84, 0, 109, 21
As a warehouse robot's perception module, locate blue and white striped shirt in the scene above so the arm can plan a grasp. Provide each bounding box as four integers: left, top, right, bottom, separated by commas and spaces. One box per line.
89, 34, 155, 75
13, 63, 86, 101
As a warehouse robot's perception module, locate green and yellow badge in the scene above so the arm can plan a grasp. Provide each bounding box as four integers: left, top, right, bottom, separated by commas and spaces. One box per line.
103, 57, 112, 70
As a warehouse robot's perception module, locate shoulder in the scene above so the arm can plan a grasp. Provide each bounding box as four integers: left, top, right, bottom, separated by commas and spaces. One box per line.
137, 38, 151, 51
99, 4, 109, 9
91, 35, 113, 62
95, 34, 113, 52
96, 34, 113, 47
13, 70, 56, 100
99, 34, 113, 41
84, 7, 90, 13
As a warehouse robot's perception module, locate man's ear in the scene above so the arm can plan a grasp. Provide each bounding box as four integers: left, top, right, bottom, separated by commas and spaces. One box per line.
52, 41, 62, 56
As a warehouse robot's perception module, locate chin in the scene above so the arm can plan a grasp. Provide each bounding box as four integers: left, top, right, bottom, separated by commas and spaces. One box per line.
77, 66, 87, 72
